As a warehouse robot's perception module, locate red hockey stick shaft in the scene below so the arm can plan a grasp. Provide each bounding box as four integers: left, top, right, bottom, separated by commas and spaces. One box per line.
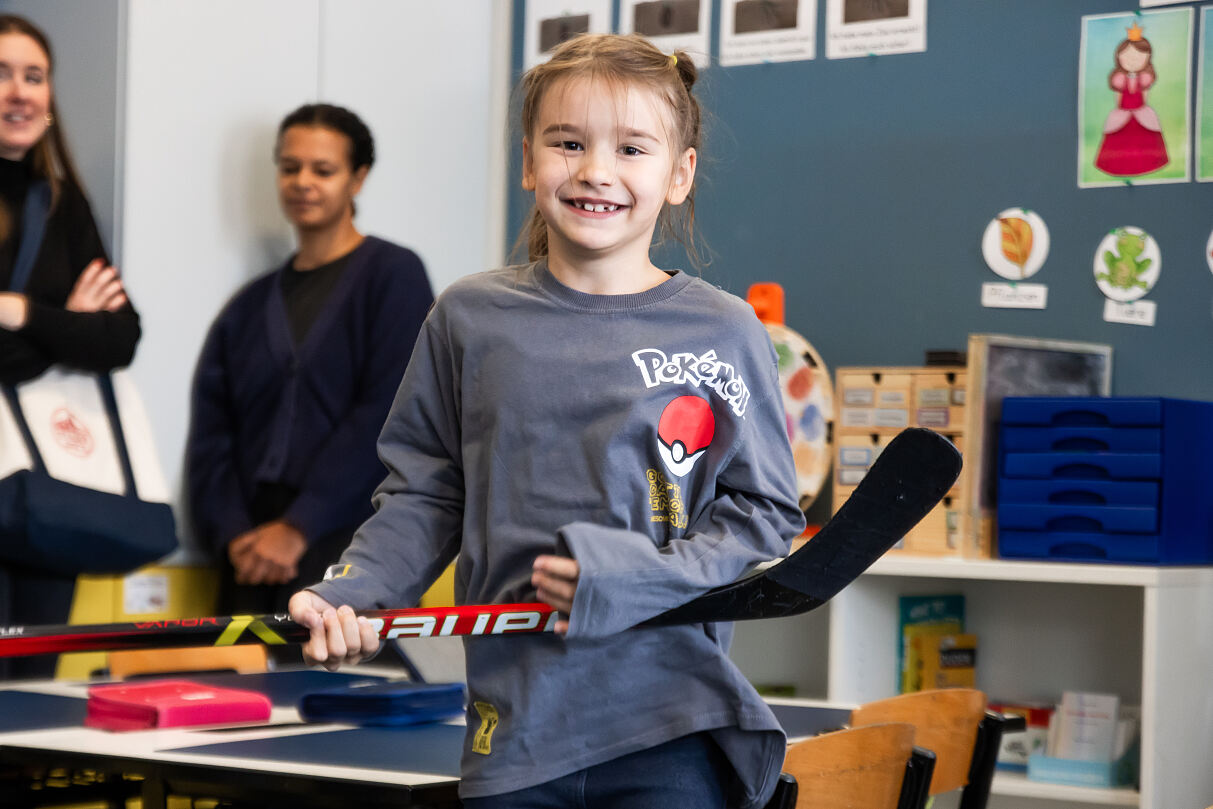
0, 603, 559, 658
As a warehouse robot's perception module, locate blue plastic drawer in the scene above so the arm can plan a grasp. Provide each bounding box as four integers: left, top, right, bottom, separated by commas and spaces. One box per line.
999, 530, 1162, 564
997, 503, 1157, 534
1000, 426, 1161, 453
997, 478, 1159, 507
1002, 452, 1161, 480
1001, 397, 1162, 427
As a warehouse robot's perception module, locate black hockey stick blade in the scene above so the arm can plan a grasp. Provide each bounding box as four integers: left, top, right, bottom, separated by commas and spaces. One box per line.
642, 427, 962, 626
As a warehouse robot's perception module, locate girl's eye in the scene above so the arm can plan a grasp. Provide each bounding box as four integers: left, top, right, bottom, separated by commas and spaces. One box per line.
559, 141, 583, 152
25, 72, 44, 85
620, 145, 644, 157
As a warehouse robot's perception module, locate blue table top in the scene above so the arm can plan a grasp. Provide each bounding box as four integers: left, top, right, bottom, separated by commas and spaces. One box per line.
769, 703, 851, 739
0, 690, 87, 732
182, 669, 391, 706
165, 722, 465, 777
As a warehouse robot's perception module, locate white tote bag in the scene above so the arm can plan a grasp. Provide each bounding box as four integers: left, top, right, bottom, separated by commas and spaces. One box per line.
0, 367, 177, 574
0, 368, 169, 502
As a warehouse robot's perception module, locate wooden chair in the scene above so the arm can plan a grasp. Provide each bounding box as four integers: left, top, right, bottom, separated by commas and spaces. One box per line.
783, 722, 918, 809
851, 689, 991, 806
108, 644, 268, 679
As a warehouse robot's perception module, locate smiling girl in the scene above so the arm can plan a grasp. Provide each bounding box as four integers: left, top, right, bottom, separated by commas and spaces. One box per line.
291, 35, 804, 808
188, 104, 433, 627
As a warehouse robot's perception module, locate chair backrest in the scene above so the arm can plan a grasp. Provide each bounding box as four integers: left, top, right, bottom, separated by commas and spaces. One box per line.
850, 688, 988, 796
108, 645, 268, 679
784, 722, 917, 809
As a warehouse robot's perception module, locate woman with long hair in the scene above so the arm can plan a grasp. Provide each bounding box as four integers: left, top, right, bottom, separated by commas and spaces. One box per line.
0, 14, 141, 679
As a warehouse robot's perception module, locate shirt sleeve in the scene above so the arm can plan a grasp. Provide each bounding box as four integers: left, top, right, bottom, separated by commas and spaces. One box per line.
186, 315, 255, 554
558, 378, 806, 639
0, 329, 53, 385
284, 256, 435, 543
13, 187, 142, 373
307, 315, 464, 611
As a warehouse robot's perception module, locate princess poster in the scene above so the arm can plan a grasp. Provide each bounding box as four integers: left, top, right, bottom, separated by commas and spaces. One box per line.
1079, 9, 1192, 188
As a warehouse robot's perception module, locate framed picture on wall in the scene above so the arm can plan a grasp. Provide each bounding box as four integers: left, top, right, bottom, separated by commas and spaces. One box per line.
1078, 7, 1194, 187
960, 334, 1113, 558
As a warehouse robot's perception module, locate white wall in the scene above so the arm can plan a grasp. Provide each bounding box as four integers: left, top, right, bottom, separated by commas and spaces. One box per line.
14, 0, 509, 556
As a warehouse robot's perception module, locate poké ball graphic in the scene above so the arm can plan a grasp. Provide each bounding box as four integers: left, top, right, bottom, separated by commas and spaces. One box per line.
657, 395, 716, 477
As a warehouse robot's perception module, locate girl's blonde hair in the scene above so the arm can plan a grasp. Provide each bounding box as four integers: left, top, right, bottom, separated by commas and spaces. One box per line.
513, 33, 704, 265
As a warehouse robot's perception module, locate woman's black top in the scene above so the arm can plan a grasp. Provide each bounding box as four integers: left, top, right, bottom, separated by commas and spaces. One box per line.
0, 155, 141, 385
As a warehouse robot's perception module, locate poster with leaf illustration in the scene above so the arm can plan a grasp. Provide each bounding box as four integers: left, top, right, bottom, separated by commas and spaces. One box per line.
1197, 6, 1213, 181
981, 209, 1049, 280
1079, 8, 1192, 188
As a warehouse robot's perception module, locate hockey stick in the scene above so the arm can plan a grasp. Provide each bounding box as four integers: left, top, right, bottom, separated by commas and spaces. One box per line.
0, 428, 959, 658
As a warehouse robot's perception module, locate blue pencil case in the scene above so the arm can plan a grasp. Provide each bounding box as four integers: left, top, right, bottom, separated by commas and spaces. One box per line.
298, 679, 466, 727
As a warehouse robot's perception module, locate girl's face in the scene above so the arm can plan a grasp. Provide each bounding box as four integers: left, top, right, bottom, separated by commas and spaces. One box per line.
522, 76, 696, 272
1118, 45, 1150, 73
276, 125, 367, 232
0, 33, 51, 161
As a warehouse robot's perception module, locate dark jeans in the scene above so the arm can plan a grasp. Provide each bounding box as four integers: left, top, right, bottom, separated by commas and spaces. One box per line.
0, 563, 76, 679
462, 731, 732, 809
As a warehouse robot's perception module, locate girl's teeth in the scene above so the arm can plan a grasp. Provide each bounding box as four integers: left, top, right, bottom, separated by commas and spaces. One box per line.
578, 202, 617, 212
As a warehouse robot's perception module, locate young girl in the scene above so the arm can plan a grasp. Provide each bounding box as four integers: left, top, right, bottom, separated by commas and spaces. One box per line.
1094, 22, 1168, 177
188, 104, 433, 622
291, 34, 805, 808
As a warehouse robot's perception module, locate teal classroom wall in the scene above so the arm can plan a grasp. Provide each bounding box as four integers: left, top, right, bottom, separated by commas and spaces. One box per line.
507, 0, 1213, 402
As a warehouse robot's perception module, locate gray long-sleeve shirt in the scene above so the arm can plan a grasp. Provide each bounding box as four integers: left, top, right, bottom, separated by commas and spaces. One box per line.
309, 261, 806, 806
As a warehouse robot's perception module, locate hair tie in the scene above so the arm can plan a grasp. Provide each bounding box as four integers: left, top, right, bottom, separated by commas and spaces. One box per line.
669, 53, 678, 68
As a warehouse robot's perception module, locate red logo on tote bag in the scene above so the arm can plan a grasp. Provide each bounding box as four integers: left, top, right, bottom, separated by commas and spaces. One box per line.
50, 408, 94, 457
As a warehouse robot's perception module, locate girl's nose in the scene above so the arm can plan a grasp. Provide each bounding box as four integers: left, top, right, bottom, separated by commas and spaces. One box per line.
576, 146, 615, 186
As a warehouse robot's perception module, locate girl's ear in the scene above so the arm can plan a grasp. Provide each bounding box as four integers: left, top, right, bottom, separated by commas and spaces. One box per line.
522, 137, 536, 191
666, 147, 697, 206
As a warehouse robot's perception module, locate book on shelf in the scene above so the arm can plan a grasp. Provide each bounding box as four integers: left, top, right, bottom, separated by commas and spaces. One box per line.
1050, 691, 1120, 762
897, 593, 965, 693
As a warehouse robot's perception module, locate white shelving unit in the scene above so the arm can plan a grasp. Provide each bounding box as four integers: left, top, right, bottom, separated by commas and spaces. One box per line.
823, 556, 1213, 809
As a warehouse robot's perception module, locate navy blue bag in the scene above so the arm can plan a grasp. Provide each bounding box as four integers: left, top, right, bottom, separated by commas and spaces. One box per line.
0, 181, 177, 575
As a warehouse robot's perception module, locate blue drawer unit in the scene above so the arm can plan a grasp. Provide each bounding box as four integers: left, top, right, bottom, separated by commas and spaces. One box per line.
997, 397, 1213, 565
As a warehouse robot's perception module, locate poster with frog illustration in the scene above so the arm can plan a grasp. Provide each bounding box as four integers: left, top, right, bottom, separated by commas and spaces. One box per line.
1093, 226, 1160, 326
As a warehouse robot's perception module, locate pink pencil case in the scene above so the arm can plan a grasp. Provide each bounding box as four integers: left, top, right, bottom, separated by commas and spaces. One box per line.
85, 679, 272, 731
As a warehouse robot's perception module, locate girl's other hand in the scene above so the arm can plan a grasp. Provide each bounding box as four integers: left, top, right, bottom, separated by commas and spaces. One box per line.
288, 590, 380, 671
532, 555, 580, 635
66, 259, 128, 313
